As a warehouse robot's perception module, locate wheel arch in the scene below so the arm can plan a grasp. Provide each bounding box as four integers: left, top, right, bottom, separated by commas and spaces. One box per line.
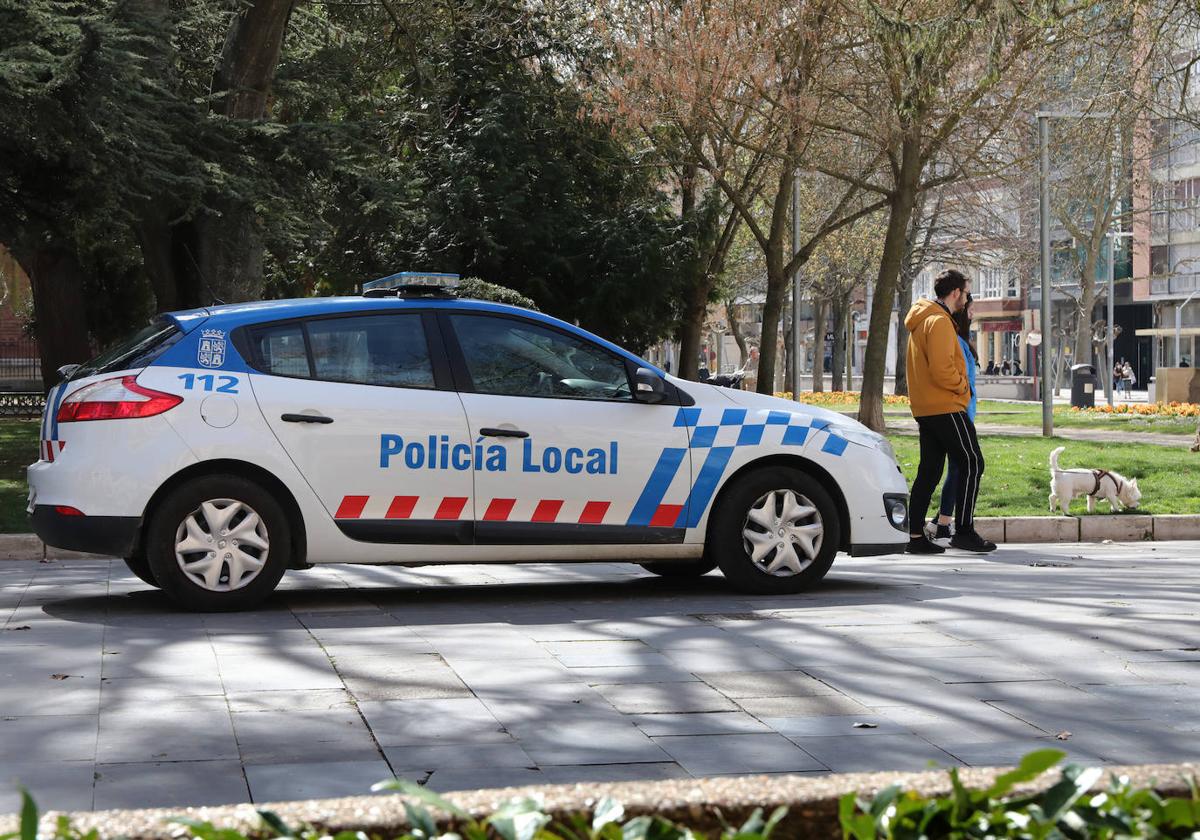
707, 454, 850, 551
138, 459, 309, 569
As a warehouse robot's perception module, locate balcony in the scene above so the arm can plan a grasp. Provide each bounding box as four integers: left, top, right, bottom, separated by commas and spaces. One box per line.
1149, 273, 1200, 296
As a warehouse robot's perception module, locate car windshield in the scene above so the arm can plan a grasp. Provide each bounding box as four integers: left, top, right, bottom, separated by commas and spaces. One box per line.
69, 317, 181, 381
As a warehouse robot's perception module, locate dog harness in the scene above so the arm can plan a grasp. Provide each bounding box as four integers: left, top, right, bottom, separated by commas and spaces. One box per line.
1090, 469, 1123, 496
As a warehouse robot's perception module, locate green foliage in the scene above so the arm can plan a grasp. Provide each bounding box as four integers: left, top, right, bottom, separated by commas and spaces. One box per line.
457, 278, 538, 311
839, 749, 1200, 839
7, 754, 1200, 840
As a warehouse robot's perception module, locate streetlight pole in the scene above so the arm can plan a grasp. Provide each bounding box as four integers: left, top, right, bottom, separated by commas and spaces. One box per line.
791, 169, 802, 399
1039, 114, 1053, 437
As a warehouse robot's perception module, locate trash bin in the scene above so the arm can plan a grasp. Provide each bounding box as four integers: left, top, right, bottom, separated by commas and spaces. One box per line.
1070, 363, 1097, 408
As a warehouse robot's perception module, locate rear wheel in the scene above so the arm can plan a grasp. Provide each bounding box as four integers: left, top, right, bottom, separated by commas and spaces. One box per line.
638, 558, 717, 578
145, 475, 290, 611
122, 553, 159, 588
709, 466, 840, 594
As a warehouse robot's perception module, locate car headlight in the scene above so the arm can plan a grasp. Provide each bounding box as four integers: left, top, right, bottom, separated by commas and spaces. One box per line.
836, 426, 892, 457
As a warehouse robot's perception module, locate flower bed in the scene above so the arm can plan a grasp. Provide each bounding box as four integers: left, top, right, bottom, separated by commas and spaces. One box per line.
1071, 401, 1200, 418
775, 390, 911, 406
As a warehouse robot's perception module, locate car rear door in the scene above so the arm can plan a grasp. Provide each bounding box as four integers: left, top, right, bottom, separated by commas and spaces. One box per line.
245, 310, 476, 544
441, 311, 693, 543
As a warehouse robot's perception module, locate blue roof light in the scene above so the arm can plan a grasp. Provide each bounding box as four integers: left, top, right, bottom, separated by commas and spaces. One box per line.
362, 271, 460, 292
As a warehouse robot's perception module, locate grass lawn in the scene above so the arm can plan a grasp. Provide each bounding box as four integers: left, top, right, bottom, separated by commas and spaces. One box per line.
0, 421, 37, 533
804, 397, 1200, 435
889, 433, 1200, 517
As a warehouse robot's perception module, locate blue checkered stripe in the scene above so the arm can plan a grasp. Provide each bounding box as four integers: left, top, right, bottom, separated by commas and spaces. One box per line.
673, 407, 849, 456
626, 406, 848, 531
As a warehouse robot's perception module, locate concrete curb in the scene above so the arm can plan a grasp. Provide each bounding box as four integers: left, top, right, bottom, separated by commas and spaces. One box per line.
2, 514, 1198, 562
1, 763, 1195, 838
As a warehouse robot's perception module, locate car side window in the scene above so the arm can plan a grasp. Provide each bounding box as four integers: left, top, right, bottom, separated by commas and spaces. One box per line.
254, 323, 309, 378
308, 315, 435, 388
251, 314, 436, 389
449, 314, 632, 401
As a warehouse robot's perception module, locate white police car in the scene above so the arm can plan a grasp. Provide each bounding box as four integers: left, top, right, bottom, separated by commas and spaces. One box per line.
28, 274, 908, 610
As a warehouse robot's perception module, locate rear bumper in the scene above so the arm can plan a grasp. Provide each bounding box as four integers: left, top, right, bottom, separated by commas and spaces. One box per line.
848, 542, 908, 557
29, 506, 140, 557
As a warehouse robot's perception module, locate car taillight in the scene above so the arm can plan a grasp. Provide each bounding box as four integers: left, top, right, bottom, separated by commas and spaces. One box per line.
57, 376, 182, 423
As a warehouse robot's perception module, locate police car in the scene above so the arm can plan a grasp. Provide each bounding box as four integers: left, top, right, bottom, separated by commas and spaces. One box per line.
28, 273, 909, 611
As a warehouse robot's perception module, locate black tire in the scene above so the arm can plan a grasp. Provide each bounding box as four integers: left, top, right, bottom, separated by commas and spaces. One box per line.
145, 474, 291, 612
638, 558, 718, 578
709, 465, 841, 595
122, 553, 159, 588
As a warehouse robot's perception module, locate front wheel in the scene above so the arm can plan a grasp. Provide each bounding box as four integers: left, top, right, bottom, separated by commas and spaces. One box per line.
145, 475, 291, 612
709, 466, 841, 595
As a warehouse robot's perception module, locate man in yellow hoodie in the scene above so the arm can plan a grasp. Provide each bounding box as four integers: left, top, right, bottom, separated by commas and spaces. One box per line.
904, 269, 995, 554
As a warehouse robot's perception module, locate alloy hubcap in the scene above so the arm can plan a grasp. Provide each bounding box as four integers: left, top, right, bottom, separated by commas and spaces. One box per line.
741, 489, 823, 577
174, 498, 269, 592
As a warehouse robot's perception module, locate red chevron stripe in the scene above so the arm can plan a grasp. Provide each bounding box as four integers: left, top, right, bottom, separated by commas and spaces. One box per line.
335, 495, 369, 519
649, 503, 683, 528
531, 499, 563, 523
578, 501, 610, 525
385, 496, 418, 519
483, 498, 516, 521
435, 496, 468, 519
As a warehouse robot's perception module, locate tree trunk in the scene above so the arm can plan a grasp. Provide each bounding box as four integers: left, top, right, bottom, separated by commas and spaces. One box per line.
726, 301, 749, 368
894, 271, 913, 396
754, 168, 795, 394
783, 314, 794, 394
831, 293, 847, 392
811, 297, 827, 393
678, 280, 709, 381
1074, 260, 1100, 366
21, 248, 94, 391
858, 135, 922, 432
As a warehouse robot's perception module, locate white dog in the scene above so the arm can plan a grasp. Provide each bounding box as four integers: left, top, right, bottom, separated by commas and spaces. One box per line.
1048, 446, 1141, 515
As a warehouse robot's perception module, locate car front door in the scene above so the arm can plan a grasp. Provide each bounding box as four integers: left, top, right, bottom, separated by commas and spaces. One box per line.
246, 311, 476, 544
441, 312, 693, 543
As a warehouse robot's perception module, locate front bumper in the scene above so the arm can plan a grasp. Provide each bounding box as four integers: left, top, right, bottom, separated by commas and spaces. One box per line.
29, 505, 140, 557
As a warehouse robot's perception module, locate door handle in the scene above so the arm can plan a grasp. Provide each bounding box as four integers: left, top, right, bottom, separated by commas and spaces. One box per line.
281, 413, 334, 424
479, 427, 529, 438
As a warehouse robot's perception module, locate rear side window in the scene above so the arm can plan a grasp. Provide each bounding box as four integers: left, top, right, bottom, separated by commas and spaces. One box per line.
249, 314, 435, 389
70, 318, 181, 381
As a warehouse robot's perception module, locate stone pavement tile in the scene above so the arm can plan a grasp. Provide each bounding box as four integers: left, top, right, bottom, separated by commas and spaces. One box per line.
421, 766, 547, 792
591, 682, 738, 714
874, 703, 1045, 741
295, 610, 401, 630
232, 708, 382, 763
359, 698, 510, 747
245, 760, 392, 803
226, 689, 357, 713
93, 760, 249, 810
663, 648, 794, 674
205, 630, 316, 658
1063, 721, 1200, 764
701, 670, 835, 699
0, 761, 94, 812
99, 673, 226, 712
384, 742, 534, 771
789, 734, 962, 773
546, 641, 674, 669
736, 694, 869, 718
936, 738, 1107, 767
761, 714, 911, 738
98, 701, 237, 763
100, 640, 218, 678
540, 762, 691, 784
566, 665, 699, 685
629, 712, 770, 737
217, 652, 343, 693
519, 721, 670, 766
0, 677, 100, 716
451, 658, 578, 690
0, 652, 102, 682
0, 715, 98, 761
652, 733, 825, 775
925, 657, 1052, 685
338, 662, 473, 701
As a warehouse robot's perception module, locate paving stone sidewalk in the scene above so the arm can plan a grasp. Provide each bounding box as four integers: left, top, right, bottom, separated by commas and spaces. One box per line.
2, 542, 1198, 813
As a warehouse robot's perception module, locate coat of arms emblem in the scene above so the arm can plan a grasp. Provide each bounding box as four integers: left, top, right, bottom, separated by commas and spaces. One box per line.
197, 329, 227, 368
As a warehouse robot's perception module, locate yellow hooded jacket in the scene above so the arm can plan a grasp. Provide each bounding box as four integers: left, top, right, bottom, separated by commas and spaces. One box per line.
904, 298, 969, 417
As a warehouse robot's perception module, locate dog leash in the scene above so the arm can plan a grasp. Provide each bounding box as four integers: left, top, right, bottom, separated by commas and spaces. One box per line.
1090, 469, 1123, 496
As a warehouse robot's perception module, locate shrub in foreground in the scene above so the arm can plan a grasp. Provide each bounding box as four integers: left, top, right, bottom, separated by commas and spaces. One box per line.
3, 751, 1198, 840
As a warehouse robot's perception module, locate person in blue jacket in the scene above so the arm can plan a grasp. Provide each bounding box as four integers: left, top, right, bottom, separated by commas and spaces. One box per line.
927, 294, 978, 543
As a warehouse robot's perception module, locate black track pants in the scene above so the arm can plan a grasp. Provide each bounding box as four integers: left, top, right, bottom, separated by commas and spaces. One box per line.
909, 411, 984, 535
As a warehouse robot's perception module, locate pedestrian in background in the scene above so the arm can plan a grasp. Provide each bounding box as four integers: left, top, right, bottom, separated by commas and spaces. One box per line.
1122, 361, 1135, 396
902, 269, 996, 554
926, 294, 978, 545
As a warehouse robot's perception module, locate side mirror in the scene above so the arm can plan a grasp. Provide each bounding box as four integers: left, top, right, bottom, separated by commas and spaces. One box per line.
634, 367, 667, 404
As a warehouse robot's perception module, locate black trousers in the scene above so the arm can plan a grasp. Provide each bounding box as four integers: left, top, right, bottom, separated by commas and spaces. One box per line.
909, 411, 984, 535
